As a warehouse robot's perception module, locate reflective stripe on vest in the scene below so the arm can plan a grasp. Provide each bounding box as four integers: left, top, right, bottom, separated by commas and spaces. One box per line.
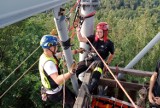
39, 54, 58, 89
93, 67, 103, 74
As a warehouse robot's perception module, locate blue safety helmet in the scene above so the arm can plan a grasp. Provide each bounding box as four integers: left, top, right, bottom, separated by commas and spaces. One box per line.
40, 35, 58, 49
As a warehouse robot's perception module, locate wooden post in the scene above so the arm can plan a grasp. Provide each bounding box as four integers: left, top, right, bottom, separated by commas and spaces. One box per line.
128, 80, 138, 102
117, 79, 126, 100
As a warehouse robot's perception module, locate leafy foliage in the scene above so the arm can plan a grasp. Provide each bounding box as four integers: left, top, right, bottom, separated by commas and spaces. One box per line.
0, 0, 160, 107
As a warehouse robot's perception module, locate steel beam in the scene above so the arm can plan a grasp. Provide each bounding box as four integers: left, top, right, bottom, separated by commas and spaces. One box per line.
0, 0, 70, 28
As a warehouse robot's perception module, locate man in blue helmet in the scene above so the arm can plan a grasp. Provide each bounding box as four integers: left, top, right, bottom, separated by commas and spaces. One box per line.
39, 35, 83, 107
149, 60, 160, 108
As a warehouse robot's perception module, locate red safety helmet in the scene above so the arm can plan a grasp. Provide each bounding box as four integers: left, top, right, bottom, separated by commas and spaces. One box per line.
95, 22, 109, 42
96, 22, 109, 31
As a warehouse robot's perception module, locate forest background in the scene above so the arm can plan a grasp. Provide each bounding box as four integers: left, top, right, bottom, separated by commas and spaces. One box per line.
0, 0, 160, 107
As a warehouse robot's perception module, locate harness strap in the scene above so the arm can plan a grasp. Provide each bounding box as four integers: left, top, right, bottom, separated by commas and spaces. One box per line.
42, 85, 63, 95
61, 38, 73, 50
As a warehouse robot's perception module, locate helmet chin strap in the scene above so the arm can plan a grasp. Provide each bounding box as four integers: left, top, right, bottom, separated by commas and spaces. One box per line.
48, 47, 56, 55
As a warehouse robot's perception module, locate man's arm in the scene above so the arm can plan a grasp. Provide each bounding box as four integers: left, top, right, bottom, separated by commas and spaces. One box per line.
106, 53, 114, 65
50, 71, 72, 85
48, 62, 77, 85
106, 41, 115, 65
76, 27, 88, 42
55, 48, 85, 59
44, 61, 71, 85
155, 97, 160, 105
148, 72, 157, 104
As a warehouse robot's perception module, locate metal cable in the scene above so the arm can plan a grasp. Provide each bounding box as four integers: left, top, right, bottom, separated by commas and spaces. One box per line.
0, 46, 40, 86
0, 58, 39, 99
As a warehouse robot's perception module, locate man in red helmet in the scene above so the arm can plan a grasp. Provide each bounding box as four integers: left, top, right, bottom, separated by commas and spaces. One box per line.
76, 22, 114, 93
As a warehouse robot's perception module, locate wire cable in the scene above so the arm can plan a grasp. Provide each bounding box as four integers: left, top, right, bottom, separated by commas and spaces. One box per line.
0, 58, 39, 99
83, 36, 138, 108
0, 46, 40, 86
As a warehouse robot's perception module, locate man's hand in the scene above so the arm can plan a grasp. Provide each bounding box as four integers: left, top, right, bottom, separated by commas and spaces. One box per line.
155, 97, 160, 105
149, 92, 156, 104
77, 48, 85, 54
74, 18, 80, 29
69, 61, 77, 75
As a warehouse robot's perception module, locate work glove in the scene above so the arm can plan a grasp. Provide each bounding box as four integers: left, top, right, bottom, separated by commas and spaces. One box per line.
69, 61, 77, 75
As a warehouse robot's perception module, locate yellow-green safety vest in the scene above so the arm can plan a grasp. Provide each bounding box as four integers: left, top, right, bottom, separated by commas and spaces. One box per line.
39, 54, 58, 89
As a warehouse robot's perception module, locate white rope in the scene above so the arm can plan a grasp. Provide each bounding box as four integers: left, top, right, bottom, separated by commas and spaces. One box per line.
0, 46, 40, 86
62, 56, 66, 108
0, 58, 39, 99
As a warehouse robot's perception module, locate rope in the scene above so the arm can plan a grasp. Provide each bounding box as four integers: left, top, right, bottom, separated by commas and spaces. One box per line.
62, 72, 65, 108
82, 36, 138, 108
66, 0, 81, 15
65, 0, 81, 29
61, 55, 66, 108
72, 0, 81, 28
65, 0, 81, 41
66, 0, 96, 41
0, 46, 40, 86
0, 58, 39, 99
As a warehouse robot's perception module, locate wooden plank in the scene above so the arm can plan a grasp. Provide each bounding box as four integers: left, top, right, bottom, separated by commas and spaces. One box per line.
99, 78, 149, 91
73, 72, 91, 108
74, 86, 86, 108
74, 67, 152, 107
82, 72, 91, 84
109, 66, 153, 77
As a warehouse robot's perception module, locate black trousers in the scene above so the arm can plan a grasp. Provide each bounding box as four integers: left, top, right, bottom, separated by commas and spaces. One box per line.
76, 58, 104, 93
76, 58, 104, 75
45, 86, 75, 108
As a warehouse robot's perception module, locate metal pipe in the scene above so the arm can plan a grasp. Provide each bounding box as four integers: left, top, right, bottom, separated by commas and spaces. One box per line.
53, 7, 78, 95
78, 0, 99, 81
0, 0, 70, 28
118, 32, 160, 79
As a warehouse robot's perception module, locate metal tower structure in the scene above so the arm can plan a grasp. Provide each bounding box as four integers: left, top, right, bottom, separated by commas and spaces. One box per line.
0, 0, 70, 28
